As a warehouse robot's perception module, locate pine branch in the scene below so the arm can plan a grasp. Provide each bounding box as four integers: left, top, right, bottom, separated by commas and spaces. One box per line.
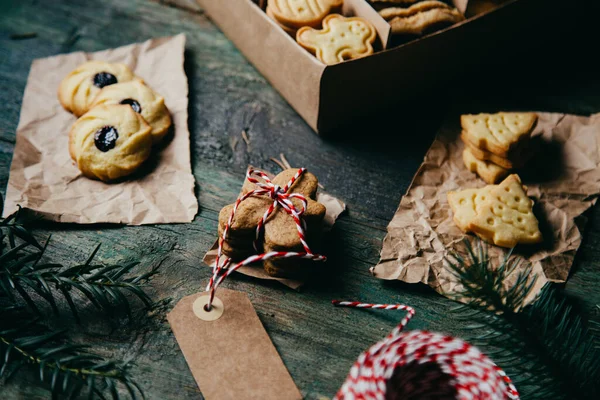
0, 209, 158, 321
0, 204, 156, 398
0, 306, 143, 399
445, 240, 600, 399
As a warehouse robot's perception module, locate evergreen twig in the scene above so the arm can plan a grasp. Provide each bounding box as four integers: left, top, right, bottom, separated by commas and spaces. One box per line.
445, 240, 600, 399
0, 306, 143, 400
0, 206, 156, 398
0, 208, 158, 321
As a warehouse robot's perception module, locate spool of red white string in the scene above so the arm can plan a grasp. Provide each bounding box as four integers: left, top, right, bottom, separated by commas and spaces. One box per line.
205, 168, 326, 309
333, 301, 519, 400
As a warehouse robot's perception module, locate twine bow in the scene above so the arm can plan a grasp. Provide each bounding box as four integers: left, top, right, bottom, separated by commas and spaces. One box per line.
205, 168, 326, 309
333, 301, 520, 400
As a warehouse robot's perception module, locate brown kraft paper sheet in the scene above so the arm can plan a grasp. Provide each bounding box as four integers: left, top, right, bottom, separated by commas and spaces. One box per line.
3, 34, 198, 225
373, 112, 600, 302
203, 168, 346, 290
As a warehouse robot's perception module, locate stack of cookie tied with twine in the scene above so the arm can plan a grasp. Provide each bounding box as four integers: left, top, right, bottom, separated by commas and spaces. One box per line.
372, 0, 464, 39
218, 168, 326, 278
59, 61, 172, 182
266, 0, 378, 65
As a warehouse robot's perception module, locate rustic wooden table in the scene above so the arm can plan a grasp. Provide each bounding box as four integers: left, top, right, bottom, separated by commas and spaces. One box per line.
1, 0, 599, 399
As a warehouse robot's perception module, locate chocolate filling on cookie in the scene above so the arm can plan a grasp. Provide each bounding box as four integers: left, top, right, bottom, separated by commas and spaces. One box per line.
93, 72, 118, 88
120, 98, 142, 114
94, 126, 119, 152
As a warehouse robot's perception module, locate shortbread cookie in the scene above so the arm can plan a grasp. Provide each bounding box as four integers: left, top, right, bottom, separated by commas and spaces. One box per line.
379, 1, 465, 36
461, 112, 538, 158
269, 0, 343, 29
462, 139, 529, 170
69, 104, 152, 182
58, 61, 135, 117
463, 147, 509, 184
297, 14, 377, 65
266, 6, 298, 36
447, 186, 492, 233
469, 174, 542, 248
90, 80, 172, 144
218, 168, 326, 278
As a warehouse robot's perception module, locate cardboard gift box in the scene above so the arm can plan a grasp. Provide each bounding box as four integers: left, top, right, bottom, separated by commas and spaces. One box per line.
196, 0, 552, 134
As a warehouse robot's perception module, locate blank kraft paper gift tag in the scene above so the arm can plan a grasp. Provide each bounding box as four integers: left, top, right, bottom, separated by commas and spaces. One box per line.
167, 289, 302, 400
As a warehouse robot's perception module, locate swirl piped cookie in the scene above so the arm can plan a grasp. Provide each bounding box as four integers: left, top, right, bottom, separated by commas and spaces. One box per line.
58, 61, 135, 117
90, 80, 172, 144
69, 104, 152, 182
296, 14, 377, 65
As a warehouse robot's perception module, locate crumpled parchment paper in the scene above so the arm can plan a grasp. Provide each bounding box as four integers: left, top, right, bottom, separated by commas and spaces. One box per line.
3, 34, 197, 225
372, 112, 600, 303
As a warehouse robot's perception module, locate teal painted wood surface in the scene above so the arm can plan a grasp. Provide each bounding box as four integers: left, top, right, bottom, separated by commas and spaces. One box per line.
1, 0, 599, 398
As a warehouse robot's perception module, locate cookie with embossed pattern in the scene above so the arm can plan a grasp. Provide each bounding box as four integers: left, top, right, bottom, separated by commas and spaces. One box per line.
269, 0, 343, 29
296, 14, 377, 65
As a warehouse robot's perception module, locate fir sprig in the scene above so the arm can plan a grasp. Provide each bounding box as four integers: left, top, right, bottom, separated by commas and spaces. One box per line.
0, 208, 158, 320
0, 306, 143, 400
0, 205, 157, 398
445, 240, 600, 399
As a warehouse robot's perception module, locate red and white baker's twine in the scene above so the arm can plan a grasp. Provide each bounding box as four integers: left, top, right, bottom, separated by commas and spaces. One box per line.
332, 301, 519, 400
205, 168, 326, 309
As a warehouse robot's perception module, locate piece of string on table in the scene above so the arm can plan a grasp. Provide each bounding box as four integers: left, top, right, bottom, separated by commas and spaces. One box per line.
204, 167, 326, 311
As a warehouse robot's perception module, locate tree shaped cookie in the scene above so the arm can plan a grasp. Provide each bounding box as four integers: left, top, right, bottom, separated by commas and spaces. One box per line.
447, 186, 492, 233
463, 147, 509, 184
461, 112, 538, 157
296, 14, 377, 65
270, 0, 343, 29
469, 174, 542, 248
218, 168, 326, 277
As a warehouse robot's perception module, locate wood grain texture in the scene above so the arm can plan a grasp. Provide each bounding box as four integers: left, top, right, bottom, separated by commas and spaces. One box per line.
1, 0, 600, 398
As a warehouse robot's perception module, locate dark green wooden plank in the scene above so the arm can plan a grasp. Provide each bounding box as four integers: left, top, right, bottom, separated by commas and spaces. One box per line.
0, 0, 600, 399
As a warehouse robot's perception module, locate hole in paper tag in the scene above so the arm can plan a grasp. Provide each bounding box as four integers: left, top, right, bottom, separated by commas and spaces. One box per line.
193, 294, 224, 321
167, 289, 302, 400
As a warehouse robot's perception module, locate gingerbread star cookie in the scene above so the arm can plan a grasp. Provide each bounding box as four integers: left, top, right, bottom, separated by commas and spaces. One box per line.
296, 14, 377, 65
218, 168, 326, 278
379, 1, 465, 36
